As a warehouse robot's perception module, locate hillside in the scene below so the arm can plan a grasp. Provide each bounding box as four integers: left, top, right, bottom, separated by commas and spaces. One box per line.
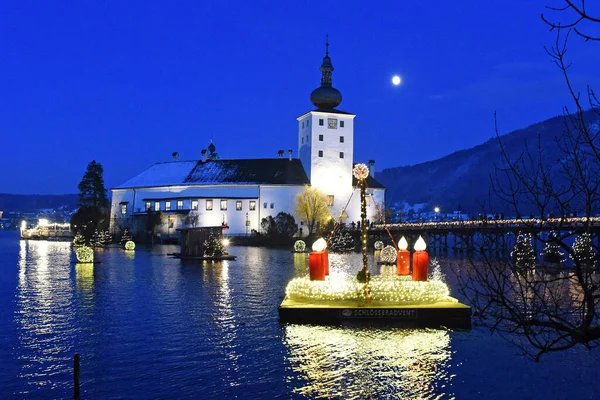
377, 110, 600, 215
0, 193, 78, 213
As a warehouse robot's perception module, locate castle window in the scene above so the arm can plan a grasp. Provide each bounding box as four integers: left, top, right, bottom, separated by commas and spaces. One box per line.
270, 203, 275, 209
263, 202, 268, 209
302, 121, 304, 128
319, 119, 324, 126
154, 202, 160, 212
191, 200, 198, 210
120, 203, 127, 214
327, 195, 334, 206
340, 121, 345, 128
318, 150, 323, 157
236, 201, 242, 211
206, 200, 213, 211
220, 200, 227, 211
339, 152, 344, 159
328, 118, 337, 129
145, 201, 151, 211
177, 200, 183, 210
249, 201, 256, 211
307, 119, 309, 126
340, 136, 344, 143
319, 134, 323, 141
165, 201, 171, 211
301, 137, 304, 144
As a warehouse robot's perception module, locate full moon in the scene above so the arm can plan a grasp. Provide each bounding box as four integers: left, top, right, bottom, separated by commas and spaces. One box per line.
392, 75, 401, 86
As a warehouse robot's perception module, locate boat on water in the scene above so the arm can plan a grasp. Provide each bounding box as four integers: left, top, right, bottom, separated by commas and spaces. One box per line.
20, 219, 73, 241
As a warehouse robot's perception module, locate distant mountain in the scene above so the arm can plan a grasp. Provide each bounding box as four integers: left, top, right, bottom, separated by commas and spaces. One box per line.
0, 194, 78, 213
377, 109, 600, 216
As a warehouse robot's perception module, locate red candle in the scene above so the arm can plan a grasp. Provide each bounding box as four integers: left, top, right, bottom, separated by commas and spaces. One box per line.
397, 250, 410, 275
309, 252, 326, 280
323, 250, 330, 275
412, 251, 429, 281
412, 235, 429, 281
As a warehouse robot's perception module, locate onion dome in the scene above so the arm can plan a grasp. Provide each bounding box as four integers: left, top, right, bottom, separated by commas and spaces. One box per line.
310, 39, 342, 109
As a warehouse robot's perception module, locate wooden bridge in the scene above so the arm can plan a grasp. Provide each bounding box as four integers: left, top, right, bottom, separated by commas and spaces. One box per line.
370, 216, 600, 254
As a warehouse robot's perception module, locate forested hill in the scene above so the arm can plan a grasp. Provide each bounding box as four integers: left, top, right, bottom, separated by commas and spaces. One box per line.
0, 194, 78, 212
377, 109, 600, 215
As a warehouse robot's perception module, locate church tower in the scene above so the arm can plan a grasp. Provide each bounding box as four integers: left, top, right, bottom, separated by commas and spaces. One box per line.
297, 40, 356, 220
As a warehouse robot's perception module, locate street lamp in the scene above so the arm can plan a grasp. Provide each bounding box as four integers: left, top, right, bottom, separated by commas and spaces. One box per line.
434, 207, 440, 221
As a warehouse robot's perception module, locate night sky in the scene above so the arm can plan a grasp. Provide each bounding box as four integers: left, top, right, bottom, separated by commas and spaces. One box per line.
2, 1, 599, 194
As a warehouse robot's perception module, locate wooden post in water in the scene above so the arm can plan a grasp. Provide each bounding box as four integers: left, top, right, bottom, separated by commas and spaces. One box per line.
74, 353, 80, 399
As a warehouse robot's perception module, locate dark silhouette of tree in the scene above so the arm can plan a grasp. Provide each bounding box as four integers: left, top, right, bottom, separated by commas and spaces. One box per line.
70, 160, 109, 244
458, 4, 600, 360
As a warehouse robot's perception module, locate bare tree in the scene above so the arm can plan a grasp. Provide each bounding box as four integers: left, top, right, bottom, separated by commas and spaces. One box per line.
458, 5, 600, 360
296, 185, 331, 236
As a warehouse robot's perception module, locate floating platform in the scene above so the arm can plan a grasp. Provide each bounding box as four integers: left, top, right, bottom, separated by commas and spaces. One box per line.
171, 253, 236, 261
278, 297, 471, 329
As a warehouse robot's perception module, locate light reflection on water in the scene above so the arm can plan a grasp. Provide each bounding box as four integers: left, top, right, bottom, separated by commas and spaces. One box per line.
284, 325, 452, 399
1, 233, 599, 399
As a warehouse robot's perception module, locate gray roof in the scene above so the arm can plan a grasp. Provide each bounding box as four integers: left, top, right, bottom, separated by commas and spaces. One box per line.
113, 158, 310, 189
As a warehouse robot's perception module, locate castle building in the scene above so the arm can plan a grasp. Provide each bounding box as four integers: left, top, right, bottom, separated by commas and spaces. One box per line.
109, 42, 385, 238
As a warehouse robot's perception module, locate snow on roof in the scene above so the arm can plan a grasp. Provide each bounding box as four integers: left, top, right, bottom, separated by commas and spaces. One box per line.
113, 159, 310, 189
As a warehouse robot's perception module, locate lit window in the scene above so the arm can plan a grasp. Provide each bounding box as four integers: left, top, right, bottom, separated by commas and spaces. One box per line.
177, 200, 183, 210
340, 136, 344, 143
120, 204, 127, 214
165, 201, 171, 211
236, 201, 242, 211
319, 134, 323, 141
145, 202, 151, 211
263, 202, 268, 209
318, 150, 323, 157
340, 120, 345, 128
154, 202, 160, 211
249, 201, 256, 211
206, 200, 213, 211
327, 195, 334, 206
319, 119, 324, 126
328, 118, 337, 129
339, 152, 344, 159
270, 203, 274, 209
191, 200, 198, 210
220, 200, 227, 210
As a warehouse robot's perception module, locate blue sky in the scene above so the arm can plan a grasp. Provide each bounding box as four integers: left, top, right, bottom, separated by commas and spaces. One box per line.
1, 1, 599, 194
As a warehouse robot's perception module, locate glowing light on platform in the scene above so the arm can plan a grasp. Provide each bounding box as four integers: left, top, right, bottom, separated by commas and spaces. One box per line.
414, 236, 427, 251
125, 240, 136, 251
398, 236, 408, 250
285, 275, 451, 304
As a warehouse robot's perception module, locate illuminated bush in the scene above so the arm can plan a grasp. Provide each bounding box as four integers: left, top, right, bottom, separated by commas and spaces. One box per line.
294, 240, 306, 252
76, 246, 94, 263
380, 245, 397, 264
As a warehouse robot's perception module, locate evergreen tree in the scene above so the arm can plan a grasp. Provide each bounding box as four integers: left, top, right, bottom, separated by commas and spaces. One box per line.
511, 233, 536, 271
571, 233, 596, 269
541, 231, 564, 265
70, 160, 110, 244
328, 231, 356, 253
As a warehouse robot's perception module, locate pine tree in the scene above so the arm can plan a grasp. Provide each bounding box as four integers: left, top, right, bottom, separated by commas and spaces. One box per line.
71, 160, 110, 244
120, 229, 132, 246
511, 233, 537, 271
571, 233, 596, 269
542, 231, 564, 265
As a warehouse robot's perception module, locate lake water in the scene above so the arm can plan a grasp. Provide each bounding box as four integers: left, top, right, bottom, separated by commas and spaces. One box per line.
0, 230, 599, 399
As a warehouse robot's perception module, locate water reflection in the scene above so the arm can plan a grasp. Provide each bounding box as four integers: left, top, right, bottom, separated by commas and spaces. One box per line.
283, 325, 453, 399
15, 240, 75, 393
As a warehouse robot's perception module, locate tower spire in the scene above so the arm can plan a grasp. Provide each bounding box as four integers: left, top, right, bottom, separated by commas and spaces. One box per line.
310, 37, 342, 109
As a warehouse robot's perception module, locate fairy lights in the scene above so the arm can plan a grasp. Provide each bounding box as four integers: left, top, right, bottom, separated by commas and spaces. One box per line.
380, 245, 397, 264
294, 240, 307, 252
76, 246, 94, 263
285, 275, 451, 305
125, 240, 136, 251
